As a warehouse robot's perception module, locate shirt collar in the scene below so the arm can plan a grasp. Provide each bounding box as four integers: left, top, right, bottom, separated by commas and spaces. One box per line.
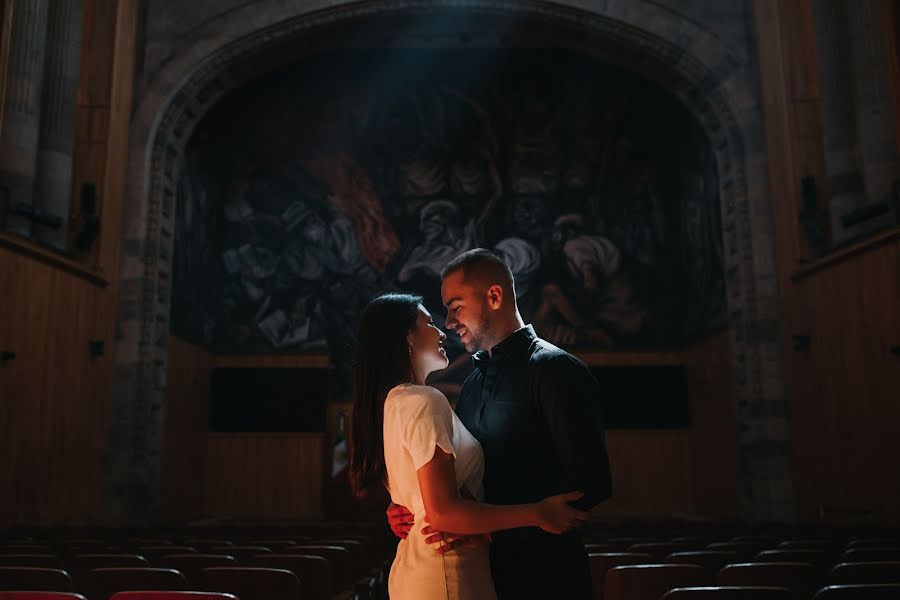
471, 325, 536, 370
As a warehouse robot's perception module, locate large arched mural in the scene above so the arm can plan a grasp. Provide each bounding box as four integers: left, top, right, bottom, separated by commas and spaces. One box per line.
172, 49, 725, 395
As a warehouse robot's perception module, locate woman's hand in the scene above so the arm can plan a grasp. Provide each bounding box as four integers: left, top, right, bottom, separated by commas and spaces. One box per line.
534, 491, 590, 534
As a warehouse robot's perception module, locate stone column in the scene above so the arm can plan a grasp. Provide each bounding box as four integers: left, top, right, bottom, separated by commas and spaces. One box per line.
0, 0, 48, 238
34, 0, 83, 249
847, 0, 900, 229
812, 0, 867, 243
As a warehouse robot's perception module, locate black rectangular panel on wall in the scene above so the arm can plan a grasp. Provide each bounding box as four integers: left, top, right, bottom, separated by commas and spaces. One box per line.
589, 365, 690, 429
209, 368, 329, 432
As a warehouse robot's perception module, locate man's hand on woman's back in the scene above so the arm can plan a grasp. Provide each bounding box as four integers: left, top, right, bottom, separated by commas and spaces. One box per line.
387, 502, 414, 539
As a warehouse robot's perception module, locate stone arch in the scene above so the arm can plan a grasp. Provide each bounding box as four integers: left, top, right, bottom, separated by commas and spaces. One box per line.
110, 0, 790, 523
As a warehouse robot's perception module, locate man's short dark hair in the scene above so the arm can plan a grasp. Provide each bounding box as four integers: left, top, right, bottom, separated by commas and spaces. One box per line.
441, 248, 516, 297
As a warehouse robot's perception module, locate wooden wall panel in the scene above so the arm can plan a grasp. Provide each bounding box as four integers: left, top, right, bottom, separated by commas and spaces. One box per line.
204, 433, 325, 519
161, 336, 213, 521
582, 332, 737, 518
0, 0, 137, 530
594, 430, 695, 516
791, 235, 900, 525
0, 247, 109, 528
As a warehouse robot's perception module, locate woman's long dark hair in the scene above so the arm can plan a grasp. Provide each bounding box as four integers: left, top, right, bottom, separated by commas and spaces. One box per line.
349, 293, 422, 497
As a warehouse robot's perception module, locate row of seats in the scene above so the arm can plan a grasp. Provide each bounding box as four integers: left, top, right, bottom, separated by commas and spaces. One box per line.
0, 523, 396, 600
0, 592, 239, 600
579, 520, 900, 600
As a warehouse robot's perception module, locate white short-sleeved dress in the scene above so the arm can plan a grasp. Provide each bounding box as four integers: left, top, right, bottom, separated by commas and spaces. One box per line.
383, 383, 497, 600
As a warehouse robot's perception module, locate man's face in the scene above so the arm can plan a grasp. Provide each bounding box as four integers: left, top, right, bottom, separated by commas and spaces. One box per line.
441, 270, 492, 354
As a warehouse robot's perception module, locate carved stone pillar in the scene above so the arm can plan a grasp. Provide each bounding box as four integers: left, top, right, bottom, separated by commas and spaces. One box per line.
34, 0, 83, 249
0, 0, 48, 238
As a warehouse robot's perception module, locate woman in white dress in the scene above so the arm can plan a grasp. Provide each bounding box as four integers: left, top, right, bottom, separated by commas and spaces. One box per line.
349, 293, 589, 600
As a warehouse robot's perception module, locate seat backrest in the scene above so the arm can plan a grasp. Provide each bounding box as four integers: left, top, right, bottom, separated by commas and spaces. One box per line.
755, 550, 829, 567
199, 567, 302, 600
0, 593, 86, 600
665, 552, 741, 577
840, 549, 900, 563
242, 541, 301, 552
628, 543, 702, 561
109, 592, 237, 600
706, 543, 769, 560
661, 587, 795, 600
179, 542, 233, 554
717, 562, 820, 597
604, 564, 710, 600
0, 556, 63, 570
85, 568, 187, 600
206, 547, 271, 565
846, 540, 900, 550
133, 548, 197, 565
154, 556, 237, 587
0, 548, 52, 556
282, 546, 350, 590
813, 584, 900, 599
248, 554, 332, 600
0, 567, 73, 591
70, 555, 150, 572
588, 553, 654, 600
828, 562, 900, 585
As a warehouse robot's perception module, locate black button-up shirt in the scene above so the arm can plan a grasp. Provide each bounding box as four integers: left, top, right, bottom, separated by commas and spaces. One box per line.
456, 325, 613, 544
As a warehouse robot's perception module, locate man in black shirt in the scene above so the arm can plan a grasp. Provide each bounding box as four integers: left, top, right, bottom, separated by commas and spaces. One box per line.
388, 248, 612, 599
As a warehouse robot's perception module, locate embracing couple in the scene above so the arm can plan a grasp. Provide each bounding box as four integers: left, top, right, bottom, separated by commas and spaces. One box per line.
349, 248, 613, 600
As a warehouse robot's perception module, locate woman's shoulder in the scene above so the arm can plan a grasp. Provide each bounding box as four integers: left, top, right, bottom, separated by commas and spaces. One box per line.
387, 384, 449, 408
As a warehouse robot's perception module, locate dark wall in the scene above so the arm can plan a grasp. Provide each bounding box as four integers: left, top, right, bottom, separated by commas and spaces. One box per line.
172, 49, 726, 396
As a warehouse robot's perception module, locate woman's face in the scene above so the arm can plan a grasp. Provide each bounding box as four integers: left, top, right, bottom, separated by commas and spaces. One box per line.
407, 304, 449, 377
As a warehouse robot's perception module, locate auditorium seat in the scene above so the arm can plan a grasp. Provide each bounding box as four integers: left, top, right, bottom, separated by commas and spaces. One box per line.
84, 568, 187, 600
604, 564, 710, 600
179, 541, 233, 553
0, 567, 73, 591
585, 544, 617, 553
59, 542, 118, 557
717, 562, 820, 598
812, 584, 900, 599
628, 543, 699, 561
828, 562, 900, 585
154, 555, 238, 587
243, 540, 307, 551
70, 555, 150, 572
707, 543, 769, 560
315, 539, 367, 579
109, 593, 237, 600
283, 545, 351, 590
206, 546, 271, 564
778, 540, 840, 551
248, 554, 333, 600
69, 555, 151, 590
661, 587, 795, 600
0, 556, 64, 569
589, 552, 654, 600
134, 548, 197, 565
665, 552, 741, 576
0, 548, 51, 556
198, 567, 302, 600
840, 549, 900, 563
846, 540, 900, 550
755, 550, 830, 569
0, 593, 86, 600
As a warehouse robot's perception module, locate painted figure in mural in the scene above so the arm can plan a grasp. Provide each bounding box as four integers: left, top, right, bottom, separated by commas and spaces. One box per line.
533, 214, 646, 346
384, 249, 612, 600
350, 290, 597, 600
